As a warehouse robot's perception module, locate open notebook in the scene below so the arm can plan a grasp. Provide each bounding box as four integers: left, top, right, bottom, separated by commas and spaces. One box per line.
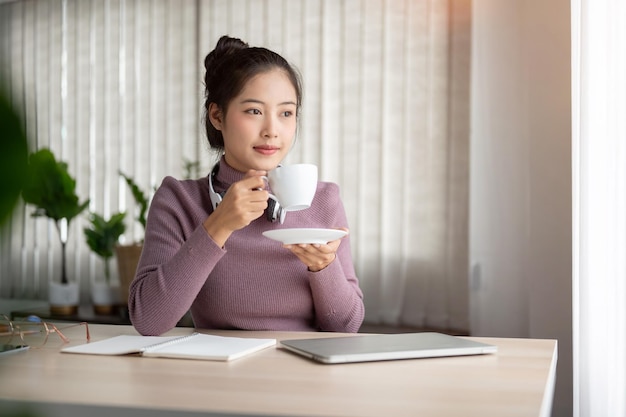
281, 332, 497, 364
61, 333, 276, 362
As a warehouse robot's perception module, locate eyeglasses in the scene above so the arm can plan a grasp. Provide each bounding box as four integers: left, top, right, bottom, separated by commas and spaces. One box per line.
0, 314, 90, 348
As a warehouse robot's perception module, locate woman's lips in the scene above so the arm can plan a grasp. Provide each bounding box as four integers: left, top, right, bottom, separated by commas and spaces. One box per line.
254, 146, 279, 156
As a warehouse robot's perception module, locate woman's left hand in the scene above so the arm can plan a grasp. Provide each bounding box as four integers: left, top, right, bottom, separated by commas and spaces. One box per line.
284, 228, 348, 272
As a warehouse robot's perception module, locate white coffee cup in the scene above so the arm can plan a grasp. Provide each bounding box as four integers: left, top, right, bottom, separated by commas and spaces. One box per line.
264, 164, 318, 211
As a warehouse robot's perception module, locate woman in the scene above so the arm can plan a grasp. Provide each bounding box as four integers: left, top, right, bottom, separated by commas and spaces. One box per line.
129, 36, 364, 335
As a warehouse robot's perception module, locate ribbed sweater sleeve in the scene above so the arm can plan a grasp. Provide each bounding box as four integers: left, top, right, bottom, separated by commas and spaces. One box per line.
129, 177, 226, 335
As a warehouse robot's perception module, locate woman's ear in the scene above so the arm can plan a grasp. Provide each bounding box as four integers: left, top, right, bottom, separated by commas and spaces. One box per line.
208, 103, 223, 130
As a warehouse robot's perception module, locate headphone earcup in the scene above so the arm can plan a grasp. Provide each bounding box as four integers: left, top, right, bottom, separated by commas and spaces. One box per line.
208, 164, 223, 210
266, 196, 286, 223
266, 197, 279, 222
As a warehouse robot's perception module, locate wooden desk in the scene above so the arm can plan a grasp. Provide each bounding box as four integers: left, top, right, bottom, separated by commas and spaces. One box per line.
0, 324, 557, 417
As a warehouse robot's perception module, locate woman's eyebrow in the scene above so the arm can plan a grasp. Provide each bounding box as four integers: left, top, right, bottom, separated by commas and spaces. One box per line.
240, 98, 297, 106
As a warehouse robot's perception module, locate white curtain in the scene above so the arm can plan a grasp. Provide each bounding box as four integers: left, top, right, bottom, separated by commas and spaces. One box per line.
0, 0, 471, 332
572, 0, 626, 415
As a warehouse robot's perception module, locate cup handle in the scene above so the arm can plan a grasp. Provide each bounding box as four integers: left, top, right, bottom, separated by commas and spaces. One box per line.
259, 176, 278, 201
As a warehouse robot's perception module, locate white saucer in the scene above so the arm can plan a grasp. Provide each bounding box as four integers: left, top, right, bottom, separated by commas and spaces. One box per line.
262, 228, 348, 245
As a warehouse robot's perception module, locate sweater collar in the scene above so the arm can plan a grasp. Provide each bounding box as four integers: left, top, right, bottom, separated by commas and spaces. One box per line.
211, 155, 246, 194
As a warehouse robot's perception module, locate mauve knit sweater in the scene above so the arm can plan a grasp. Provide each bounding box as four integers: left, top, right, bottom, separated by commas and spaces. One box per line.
129, 160, 365, 336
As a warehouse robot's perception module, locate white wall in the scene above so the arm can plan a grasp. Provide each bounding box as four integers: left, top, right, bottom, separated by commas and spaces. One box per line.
470, 1, 572, 416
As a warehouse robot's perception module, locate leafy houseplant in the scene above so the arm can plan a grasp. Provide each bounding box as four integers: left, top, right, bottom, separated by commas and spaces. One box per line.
21, 148, 89, 314
84, 212, 126, 283
22, 148, 90, 284
183, 158, 202, 180
116, 171, 151, 306
119, 171, 149, 235
84, 211, 126, 314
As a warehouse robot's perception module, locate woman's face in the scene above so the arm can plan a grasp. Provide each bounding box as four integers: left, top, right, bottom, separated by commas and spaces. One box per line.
213, 69, 298, 173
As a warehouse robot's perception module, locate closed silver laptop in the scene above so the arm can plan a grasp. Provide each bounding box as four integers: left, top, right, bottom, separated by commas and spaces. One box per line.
280, 332, 497, 364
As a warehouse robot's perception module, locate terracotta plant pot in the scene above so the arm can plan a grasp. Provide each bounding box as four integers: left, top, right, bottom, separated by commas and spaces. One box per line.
115, 243, 143, 306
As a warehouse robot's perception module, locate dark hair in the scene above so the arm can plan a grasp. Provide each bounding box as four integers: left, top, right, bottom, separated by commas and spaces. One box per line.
203, 35, 303, 152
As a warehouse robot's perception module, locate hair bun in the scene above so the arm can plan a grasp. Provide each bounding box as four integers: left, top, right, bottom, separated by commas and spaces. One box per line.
204, 36, 248, 85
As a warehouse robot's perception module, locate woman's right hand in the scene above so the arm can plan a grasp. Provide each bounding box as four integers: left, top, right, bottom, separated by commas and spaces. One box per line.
202, 170, 268, 247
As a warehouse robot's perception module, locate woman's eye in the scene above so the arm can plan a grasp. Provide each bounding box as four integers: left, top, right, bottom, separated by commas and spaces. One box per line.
246, 109, 261, 115
282, 111, 293, 117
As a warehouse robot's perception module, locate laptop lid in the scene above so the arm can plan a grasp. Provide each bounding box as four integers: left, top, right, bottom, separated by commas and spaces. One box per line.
280, 332, 497, 364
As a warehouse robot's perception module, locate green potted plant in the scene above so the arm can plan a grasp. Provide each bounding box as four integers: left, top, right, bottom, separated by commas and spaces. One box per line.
21, 148, 89, 315
183, 158, 202, 179
84, 211, 126, 314
116, 171, 150, 306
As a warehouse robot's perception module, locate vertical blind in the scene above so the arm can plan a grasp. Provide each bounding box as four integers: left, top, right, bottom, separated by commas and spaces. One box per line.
0, 0, 471, 332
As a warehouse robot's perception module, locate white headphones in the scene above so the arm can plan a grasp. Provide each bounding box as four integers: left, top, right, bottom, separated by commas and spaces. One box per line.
208, 163, 286, 223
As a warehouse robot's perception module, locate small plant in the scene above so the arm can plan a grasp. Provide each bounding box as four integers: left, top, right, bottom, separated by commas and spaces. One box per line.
21, 148, 89, 284
84, 212, 126, 283
183, 158, 201, 179
116, 172, 151, 304
119, 171, 149, 236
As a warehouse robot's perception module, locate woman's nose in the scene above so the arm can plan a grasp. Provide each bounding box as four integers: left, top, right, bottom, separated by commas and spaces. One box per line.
262, 116, 278, 138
